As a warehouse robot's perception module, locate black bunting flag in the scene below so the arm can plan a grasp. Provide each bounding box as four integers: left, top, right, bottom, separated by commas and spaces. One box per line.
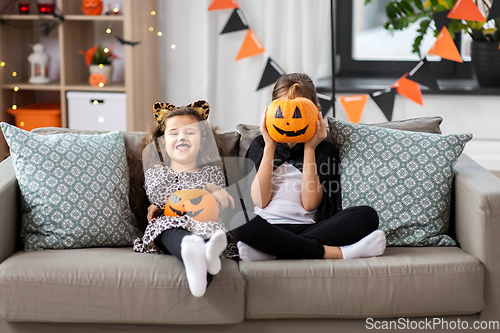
409, 59, 440, 90
317, 93, 334, 117
257, 57, 285, 90
488, 1, 500, 20
371, 88, 396, 121
221, 8, 249, 34
433, 10, 451, 31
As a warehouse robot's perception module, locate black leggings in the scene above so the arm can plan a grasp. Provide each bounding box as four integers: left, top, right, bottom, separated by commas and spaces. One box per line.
154, 228, 213, 285
230, 206, 379, 259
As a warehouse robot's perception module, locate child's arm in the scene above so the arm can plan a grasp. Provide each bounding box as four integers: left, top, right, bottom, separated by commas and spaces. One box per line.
206, 182, 234, 210
147, 204, 162, 221
251, 110, 276, 208
301, 116, 328, 211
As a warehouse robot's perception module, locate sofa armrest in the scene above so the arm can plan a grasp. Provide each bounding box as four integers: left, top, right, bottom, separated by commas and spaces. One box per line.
0, 157, 18, 263
453, 154, 500, 321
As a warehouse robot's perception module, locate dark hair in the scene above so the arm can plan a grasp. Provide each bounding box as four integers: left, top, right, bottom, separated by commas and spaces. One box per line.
272, 73, 319, 106
143, 106, 227, 169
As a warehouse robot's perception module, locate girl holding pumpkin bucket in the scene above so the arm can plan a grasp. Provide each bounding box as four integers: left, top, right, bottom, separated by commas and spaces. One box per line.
133, 101, 238, 297
231, 73, 386, 261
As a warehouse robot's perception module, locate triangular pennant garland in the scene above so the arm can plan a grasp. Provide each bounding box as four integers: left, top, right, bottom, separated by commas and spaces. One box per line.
235, 30, 265, 60
393, 76, 423, 106
370, 88, 396, 121
447, 0, 485, 22
317, 93, 334, 117
409, 59, 440, 90
339, 95, 368, 124
221, 8, 249, 34
257, 57, 285, 90
208, 0, 239, 11
488, 0, 500, 20
427, 27, 463, 63
433, 10, 451, 31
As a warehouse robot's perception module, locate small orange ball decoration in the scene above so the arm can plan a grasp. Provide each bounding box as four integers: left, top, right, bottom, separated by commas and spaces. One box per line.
164, 189, 219, 222
82, 0, 103, 15
89, 73, 107, 87
265, 83, 319, 143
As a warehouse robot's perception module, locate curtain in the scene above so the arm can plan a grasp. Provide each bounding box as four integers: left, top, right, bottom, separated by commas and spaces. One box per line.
159, 0, 331, 132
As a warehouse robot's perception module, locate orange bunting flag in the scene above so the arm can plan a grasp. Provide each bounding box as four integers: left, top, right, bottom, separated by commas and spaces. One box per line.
427, 27, 463, 63
208, 0, 239, 11
339, 95, 368, 124
393, 76, 423, 106
447, 0, 485, 22
235, 30, 265, 60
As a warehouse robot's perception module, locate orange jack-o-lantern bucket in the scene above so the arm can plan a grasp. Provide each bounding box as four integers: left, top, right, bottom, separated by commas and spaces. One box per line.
265, 83, 319, 143
82, 0, 103, 15
164, 189, 219, 222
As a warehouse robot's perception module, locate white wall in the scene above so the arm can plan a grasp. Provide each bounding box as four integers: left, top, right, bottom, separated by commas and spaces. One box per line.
334, 93, 500, 172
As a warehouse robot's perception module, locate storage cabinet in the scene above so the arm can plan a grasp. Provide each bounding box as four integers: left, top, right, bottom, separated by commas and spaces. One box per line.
0, 0, 161, 160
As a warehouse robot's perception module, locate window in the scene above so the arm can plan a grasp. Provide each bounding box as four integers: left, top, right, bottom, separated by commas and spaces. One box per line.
335, 0, 472, 78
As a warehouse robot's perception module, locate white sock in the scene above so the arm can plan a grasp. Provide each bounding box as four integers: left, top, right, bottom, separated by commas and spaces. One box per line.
237, 241, 276, 262
340, 230, 386, 259
205, 230, 227, 275
181, 235, 208, 297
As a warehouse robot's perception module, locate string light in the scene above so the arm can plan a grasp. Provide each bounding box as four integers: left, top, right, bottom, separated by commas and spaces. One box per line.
11, 105, 17, 110
157, 32, 162, 37
99, 64, 104, 68
0, 61, 5, 67
98, 117, 104, 123
171, 44, 176, 49
14, 86, 19, 92
149, 27, 154, 32
103, 48, 109, 53
99, 82, 104, 87
106, 28, 111, 34
12, 71, 17, 77
151, 10, 156, 15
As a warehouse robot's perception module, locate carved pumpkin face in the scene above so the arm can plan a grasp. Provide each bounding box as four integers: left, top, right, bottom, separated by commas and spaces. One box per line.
82, 0, 103, 15
164, 189, 219, 222
89, 73, 106, 87
265, 84, 319, 143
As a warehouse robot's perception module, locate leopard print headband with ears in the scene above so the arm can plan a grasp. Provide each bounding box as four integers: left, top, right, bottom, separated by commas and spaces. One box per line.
153, 100, 210, 125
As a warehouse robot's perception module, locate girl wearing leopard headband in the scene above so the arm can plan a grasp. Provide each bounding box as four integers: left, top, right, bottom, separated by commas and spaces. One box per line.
133, 100, 238, 298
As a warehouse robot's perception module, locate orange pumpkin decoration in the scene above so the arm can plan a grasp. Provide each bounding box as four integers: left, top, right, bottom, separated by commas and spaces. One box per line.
89, 73, 107, 87
82, 0, 103, 15
164, 189, 219, 222
265, 83, 319, 143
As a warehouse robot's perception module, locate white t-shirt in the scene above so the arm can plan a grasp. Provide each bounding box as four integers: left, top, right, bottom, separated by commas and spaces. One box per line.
254, 162, 316, 224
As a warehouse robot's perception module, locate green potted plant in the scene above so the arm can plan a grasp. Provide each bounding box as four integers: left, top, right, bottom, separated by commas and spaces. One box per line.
79, 45, 118, 86
365, 0, 500, 87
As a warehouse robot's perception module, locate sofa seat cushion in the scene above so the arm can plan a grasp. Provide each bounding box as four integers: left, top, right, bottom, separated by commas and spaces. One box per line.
0, 248, 245, 325
239, 247, 484, 319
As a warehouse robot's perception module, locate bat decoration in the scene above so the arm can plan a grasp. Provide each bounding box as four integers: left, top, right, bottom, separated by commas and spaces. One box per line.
116, 36, 141, 47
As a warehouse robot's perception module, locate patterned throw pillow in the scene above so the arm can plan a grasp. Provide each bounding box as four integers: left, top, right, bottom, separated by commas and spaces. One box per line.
1, 123, 142, 251
327, 118, 472, 246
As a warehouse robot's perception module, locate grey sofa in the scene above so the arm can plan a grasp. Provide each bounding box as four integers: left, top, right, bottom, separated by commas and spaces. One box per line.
0, 118, 499, 333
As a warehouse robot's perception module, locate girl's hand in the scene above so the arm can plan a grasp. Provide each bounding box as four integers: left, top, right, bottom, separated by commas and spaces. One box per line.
206, 183, 235, 211
304, 114, 327, 150
147, 204, 162, 222
260, 108, 277, 150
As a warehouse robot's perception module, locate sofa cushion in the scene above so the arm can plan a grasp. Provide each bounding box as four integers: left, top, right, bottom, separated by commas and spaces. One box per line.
239, 247, 484, 319
0, 248, 245, 324
328, 118, 472, 246
1, 123, 142, 250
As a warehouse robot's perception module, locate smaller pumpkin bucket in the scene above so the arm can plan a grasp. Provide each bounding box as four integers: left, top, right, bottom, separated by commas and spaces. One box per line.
89, 64, 113, 86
